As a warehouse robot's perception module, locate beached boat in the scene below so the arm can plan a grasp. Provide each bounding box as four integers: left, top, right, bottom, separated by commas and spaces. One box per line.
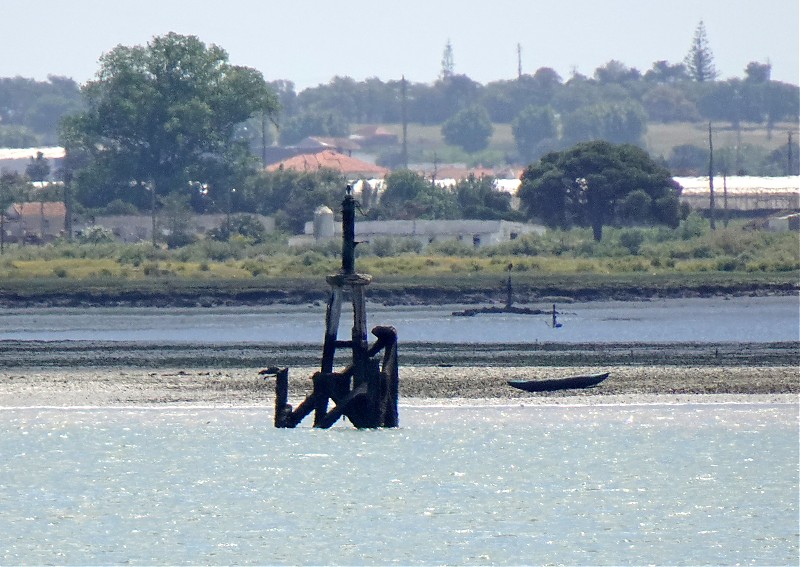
507, 372, 609, 392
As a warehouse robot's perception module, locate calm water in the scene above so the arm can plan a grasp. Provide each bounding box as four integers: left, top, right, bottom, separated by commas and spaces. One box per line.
0, 295, 798, 343
0, 403, 797, 565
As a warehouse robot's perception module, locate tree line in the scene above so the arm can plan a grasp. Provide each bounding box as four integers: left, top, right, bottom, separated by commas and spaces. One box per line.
0, 30, 796, 248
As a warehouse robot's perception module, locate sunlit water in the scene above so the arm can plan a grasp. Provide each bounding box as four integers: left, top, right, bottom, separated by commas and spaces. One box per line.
1, 404, 797, 565
0, 295, 798, 343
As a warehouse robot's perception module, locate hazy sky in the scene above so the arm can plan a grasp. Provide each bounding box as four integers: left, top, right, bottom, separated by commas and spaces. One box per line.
2, 0, 798, 89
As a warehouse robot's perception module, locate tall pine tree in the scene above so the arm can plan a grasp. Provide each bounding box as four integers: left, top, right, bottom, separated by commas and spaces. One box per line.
684, 21, 718, 82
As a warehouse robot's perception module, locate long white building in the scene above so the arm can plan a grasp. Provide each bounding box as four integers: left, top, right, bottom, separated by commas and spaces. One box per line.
673, 176, 799, 211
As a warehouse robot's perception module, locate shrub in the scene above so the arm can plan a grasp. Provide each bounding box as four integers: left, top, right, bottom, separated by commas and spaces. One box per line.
715, 257, 744, 272
427, 239, 475, 256
618, 229, 645, 255
679, 212, 708, 240
370, 237, 395, 258
77, 226, 115, 245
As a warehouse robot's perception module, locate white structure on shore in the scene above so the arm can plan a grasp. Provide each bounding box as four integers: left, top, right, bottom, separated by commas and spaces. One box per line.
671, 176, 799, 212
292, 213, 545, 249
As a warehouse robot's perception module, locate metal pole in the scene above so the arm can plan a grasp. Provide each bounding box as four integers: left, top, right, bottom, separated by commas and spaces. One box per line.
341, 186, 356, 274
150, 182, 157, 247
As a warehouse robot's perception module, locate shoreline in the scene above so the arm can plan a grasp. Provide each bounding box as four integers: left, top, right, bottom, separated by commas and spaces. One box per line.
0, 279, 796, 309
1, 366, 796, 409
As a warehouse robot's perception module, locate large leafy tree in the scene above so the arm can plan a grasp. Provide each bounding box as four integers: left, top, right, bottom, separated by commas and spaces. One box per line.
441, 105, 493, 153
455, 175, 522, 220
61, 33, 278, 210
374, 169, 459, 220
519, 141, 681, 241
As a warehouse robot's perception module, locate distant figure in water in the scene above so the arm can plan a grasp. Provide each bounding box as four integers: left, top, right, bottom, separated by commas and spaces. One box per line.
551, 304, 562, 328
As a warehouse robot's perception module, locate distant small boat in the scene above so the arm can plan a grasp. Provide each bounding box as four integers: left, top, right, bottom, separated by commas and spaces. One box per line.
507, 372, 609, 393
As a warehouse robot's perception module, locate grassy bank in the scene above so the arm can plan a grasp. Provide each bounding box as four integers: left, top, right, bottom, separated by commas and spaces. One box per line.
0, 220, 797, 306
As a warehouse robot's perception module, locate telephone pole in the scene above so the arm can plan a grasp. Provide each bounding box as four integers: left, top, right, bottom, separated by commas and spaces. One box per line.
401, 75, 408, 169
708, 122, 716, 231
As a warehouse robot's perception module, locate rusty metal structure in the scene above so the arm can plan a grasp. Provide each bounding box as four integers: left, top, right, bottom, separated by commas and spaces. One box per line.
265, 186, 399, 428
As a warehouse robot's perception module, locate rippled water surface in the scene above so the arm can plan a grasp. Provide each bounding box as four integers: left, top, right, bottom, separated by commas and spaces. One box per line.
1, 404, 797, 565
1, 295, 798, 343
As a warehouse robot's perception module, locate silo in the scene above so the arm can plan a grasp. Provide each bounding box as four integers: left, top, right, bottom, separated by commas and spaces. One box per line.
313, 205, 335, 239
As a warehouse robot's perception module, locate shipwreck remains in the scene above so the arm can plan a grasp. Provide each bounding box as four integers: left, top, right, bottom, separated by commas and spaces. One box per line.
263, 186, 399, 429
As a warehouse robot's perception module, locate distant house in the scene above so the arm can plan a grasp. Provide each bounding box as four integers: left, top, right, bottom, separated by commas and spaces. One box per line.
350, 126, 398, 147
266, 149, 388, 178
766, 213, 800, 232
294, 137, 360, 156
3, 201, 66, 243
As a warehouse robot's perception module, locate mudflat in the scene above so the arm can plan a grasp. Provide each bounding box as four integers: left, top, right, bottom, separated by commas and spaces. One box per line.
0, 365, 796, 408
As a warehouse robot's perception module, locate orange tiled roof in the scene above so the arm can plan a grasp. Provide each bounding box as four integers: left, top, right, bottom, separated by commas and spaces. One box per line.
13, 201, 67, 217
266, 150, 388, 176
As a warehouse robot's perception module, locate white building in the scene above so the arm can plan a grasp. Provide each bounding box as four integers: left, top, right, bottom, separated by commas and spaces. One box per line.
293, 212, 545, 249
674, 176, 799, 211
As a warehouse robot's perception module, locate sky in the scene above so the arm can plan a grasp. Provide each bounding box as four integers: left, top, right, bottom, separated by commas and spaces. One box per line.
2, 0, 798, 89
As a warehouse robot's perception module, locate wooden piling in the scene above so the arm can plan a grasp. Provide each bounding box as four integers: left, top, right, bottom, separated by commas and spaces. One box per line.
270, 186, 399, 429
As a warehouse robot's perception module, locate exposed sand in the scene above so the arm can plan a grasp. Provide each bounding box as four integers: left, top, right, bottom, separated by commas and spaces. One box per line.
0, 365, 796, 408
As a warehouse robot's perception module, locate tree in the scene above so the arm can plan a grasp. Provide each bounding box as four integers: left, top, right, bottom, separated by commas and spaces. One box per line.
518, 141, 680, 241
375, 169, 430, 219
642, 85, 699, 122
684, 21, 718, 82
593, 60, 641, 84
561, 100, 647, 145
248, 168, 346, 233
745, 61, 771, 84
0, 125, 38, 148
512, 105, 558, 161
60, 33, 279, 211
455, 175, 521, 220
644, 60, 689, 83
441, 105, 493, 152
278, 109, 349, 145
25, 152, 51, 182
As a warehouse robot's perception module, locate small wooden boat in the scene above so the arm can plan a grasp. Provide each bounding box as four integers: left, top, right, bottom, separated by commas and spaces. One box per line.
507, 372, 609, 393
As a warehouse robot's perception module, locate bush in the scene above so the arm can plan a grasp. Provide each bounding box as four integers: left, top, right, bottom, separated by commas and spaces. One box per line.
77, 226, 115, 245
427, 239, 476, 256
679, 212, 708, 240
618, 229, 645, 255
370, 237, 396, 258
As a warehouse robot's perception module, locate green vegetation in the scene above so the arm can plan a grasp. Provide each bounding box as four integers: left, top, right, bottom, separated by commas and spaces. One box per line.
0, 219, 796, 303
519, 141, 680, 241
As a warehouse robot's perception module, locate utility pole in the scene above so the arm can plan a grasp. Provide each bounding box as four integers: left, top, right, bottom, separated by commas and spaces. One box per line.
788, 131, 794, 175
62, 154, 73, 241
517, 43, 523, 79
401, 75, 408, 169
149, 182, 157, 248
708, 122, 716, 230
261, 111, 268, 166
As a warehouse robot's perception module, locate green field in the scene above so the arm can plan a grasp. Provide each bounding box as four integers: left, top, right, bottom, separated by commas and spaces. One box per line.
373, 120, 796, 164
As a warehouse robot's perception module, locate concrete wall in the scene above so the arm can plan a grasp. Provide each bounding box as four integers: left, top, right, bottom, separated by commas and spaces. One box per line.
296, 218, 546, 249
83, 213, 274, 243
